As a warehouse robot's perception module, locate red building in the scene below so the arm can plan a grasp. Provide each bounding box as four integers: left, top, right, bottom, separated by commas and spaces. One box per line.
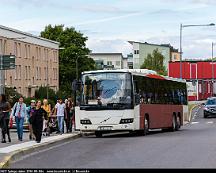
169, 61, 215, 101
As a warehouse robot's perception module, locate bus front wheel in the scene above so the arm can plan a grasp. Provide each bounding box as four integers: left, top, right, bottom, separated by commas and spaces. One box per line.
95, 131, 102, 138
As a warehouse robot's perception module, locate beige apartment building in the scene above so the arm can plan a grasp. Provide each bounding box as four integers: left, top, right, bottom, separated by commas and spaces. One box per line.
0, 25, 59, 97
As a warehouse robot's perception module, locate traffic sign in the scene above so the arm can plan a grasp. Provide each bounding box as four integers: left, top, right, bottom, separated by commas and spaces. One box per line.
0, 55, 16, 70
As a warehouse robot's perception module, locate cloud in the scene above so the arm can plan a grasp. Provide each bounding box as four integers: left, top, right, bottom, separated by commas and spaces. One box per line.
86, 39, 132, 56
0, 0, 48, 8
191, 0, 216, 5
82, 5, 138, 14
75, 11, 145, 26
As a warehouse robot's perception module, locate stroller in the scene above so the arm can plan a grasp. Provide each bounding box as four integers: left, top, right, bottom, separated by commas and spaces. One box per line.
46, 115, 58, 135
42, 119, 49, 136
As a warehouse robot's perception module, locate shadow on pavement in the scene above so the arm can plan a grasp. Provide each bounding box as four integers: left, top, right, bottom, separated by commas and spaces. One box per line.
83, 129, 184, 138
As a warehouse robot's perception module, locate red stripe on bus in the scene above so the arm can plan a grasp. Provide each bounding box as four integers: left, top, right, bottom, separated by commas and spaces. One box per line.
146, 74, 165, 80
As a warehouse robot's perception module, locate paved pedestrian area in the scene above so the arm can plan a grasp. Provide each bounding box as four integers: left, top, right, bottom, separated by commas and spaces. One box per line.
0, 129, 79, 154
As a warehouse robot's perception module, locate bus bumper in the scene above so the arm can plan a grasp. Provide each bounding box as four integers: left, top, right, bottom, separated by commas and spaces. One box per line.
79, 123, 135, 132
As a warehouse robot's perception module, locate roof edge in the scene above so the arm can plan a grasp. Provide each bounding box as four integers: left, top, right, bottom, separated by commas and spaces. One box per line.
0, 25, 60, 45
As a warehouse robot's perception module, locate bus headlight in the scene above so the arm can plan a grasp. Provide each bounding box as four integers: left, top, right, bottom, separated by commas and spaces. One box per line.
80, 119, 92, 124
120, 118, 134, 124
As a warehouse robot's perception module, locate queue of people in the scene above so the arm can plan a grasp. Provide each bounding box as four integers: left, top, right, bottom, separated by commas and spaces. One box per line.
0, 96, 75, 143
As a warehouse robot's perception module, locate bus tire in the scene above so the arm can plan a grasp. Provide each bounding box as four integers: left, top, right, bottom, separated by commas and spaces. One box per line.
143, 116, 149, 136
169, 115, 176, 132
175, 115, 181, 131
95, 131, 102, 138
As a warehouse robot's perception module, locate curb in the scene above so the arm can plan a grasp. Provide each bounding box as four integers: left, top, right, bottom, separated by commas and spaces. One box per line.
0, 133, 82, 168
188, 104, 202, 123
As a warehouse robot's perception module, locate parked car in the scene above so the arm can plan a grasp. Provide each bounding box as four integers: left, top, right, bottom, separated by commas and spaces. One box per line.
203, 97, 216, 118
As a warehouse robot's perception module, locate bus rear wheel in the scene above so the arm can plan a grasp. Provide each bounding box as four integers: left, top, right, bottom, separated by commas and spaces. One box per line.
175, 115, 181, 131
143, 116, 149, 136
95, 131, 102, 138
169, 115, 176, 132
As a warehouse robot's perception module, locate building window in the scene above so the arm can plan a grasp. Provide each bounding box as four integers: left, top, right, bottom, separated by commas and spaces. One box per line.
53, 68, 57, 80
39, 47, 41, 60
28, 45, 30, 58
107, 61, 112, 66
3, 40, 7, 54
44, 48, 48, 61
28, 66, 31, 80
0, 39, 2, 54
14, 42, 17, 56
24, 44, 27, 58
36, 67, 38, 80
39, 67, 41, 80
53, 51, 57, 62
18, 43, 21, 57
44, 67, 47, 80
134, 50, 139, 54
15, 65, 17, 80
19, 65, 21, 80
25, 66, 28, 80
36, 47, 39, 60
32, 56, 35, 67
36, 67, 42, 80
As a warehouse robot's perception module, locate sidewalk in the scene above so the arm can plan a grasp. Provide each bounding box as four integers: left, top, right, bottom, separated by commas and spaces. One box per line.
0, 129, 81, 168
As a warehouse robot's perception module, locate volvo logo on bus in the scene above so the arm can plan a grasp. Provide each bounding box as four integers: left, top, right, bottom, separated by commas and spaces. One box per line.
100, 117, 111, 123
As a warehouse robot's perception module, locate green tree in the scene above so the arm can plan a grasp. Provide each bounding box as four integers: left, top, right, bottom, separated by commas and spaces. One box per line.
40, 24, 96, 94
5, 87, 22, 105
35, 86, 56, 100
140, 49, 167, 75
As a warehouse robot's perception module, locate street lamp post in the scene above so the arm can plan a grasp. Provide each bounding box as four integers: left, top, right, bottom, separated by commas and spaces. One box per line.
179, 23, 215, 79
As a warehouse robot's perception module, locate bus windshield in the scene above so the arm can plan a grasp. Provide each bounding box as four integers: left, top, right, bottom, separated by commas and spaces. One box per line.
80, 72, 133, 109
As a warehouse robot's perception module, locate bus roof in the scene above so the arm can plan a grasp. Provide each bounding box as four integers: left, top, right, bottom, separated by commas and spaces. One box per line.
82, 69, 186, 83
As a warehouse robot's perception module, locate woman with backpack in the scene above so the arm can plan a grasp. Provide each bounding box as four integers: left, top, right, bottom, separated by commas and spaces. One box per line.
11, 96, 27, 141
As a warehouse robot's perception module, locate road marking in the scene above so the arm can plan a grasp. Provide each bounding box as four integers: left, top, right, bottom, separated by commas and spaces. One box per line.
191, 122, 199, 124
207, 121, 214, 124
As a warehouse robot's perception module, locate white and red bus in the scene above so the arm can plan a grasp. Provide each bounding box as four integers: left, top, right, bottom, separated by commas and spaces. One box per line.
75, 69, 188, 137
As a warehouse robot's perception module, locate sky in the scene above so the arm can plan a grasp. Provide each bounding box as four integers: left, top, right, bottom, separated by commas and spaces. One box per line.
1, 0, 216, 59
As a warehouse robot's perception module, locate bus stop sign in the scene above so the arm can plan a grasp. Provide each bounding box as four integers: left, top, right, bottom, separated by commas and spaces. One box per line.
0, 55, 16, 70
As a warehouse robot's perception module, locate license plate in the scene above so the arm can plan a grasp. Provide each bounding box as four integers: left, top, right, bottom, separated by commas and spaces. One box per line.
98, 126, 112, 131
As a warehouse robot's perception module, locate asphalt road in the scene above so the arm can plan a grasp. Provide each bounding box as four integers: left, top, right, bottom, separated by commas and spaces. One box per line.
10, 105, 216, 168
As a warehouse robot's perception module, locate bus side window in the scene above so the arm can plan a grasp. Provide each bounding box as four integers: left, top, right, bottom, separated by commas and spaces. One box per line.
133, 80, 140, 105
